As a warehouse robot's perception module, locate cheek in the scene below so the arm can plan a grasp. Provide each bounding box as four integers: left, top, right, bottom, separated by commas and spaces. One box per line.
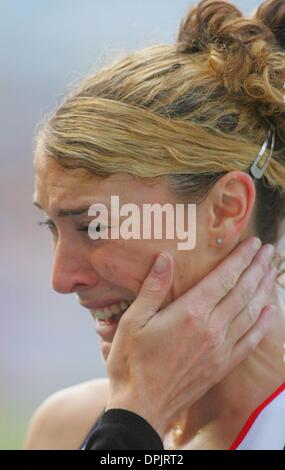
90, 241, 155, 294
174, 248, 208, 298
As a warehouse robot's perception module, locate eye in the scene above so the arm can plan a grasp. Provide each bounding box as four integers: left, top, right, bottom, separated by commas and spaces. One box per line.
37, 219, 57, 234
79, 222, 109, 235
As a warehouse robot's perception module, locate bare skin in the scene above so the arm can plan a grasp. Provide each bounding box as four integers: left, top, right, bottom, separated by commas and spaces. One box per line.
23, 288, 285, 450
164, 289, 285, 450
24, 149, 285, 450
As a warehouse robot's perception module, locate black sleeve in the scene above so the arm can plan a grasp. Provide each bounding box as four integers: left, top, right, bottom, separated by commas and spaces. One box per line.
82, 409, 165, 450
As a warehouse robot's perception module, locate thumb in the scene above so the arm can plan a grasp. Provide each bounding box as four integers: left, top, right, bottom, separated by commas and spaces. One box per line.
124, 252, 174, 324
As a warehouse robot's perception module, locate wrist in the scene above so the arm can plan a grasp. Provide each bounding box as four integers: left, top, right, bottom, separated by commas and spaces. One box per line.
105, 395, 166, 441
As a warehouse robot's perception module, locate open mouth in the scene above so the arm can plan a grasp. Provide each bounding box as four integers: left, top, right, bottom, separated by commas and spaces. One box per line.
93, 300, 131, 322
90, 299, 133, 342
80, 298, 133, 341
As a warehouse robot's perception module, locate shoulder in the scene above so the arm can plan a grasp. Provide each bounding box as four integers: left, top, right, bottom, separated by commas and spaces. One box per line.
23, 377, 109, 450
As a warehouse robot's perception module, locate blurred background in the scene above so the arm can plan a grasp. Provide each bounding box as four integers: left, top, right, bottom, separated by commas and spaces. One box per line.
0, 0, 281, 450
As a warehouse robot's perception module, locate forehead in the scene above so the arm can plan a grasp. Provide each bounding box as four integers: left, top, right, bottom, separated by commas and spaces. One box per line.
34, 150, 95, 188
33, 150, 160, 211
33, 151, 100, 206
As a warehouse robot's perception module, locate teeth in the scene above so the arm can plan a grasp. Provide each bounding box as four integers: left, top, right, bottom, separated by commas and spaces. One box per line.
94, 300, 130, 321
120, 300, 128, 310
110, 304, 121, 314
103, 307, 113, 318
96, 309, 107, 320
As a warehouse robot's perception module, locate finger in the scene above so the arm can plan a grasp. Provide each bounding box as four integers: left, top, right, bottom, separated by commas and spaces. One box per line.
226, 264, 277, 345
210, 243, 275, 329
123, 252, 174, 325
170, 236, 262, 320
229, 304, 276, 370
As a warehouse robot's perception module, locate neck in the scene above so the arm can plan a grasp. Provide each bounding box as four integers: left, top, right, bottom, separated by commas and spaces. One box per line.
169, 287, 285, 448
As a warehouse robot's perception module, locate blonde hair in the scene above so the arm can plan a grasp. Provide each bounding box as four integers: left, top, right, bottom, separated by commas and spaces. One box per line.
35, 0, 285, 286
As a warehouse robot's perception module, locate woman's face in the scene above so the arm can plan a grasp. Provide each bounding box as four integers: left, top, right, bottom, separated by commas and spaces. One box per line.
33, 151, 253, 360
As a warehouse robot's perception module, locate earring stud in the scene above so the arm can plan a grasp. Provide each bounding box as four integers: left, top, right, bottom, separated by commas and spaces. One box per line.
211, 238, 223, 256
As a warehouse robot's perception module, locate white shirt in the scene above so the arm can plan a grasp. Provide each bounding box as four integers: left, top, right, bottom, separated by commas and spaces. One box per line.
230, 383, 285, 450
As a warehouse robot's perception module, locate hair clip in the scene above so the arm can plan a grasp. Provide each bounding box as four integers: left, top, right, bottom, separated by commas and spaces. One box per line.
249, 126, 276, 179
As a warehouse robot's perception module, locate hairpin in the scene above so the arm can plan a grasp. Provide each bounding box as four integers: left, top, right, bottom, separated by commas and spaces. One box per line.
249, 126, 276, 179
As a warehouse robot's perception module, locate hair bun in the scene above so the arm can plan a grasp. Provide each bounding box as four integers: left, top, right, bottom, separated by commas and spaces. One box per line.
175, 0, 285, 99
176, 0, 284, 55
252, 0, 285, 51
176, 0, 243, 54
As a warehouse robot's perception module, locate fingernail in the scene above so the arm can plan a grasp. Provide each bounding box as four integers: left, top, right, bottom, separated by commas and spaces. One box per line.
153, 253, 169, 274
251, 237, 262, 252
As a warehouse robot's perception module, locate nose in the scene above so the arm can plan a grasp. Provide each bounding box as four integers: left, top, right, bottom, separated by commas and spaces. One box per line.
51, 239, 99, 294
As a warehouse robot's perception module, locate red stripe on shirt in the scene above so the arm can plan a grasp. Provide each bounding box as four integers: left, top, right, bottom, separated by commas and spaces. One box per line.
229, 381, 285, 450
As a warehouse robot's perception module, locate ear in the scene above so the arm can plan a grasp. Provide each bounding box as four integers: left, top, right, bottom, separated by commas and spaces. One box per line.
207, 171, 256, 248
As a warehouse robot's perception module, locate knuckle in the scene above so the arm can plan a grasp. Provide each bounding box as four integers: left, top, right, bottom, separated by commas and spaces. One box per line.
219, 271, 237, 292
239, 281, 254, 301
183, 309, 197, 328
258, 253, 270, 273
263, 284, 272, 298
244, 302, 257, 323
205, 325, 222, 349
181, 298, 201, 323
264, 275, 275, 296
144, 276, 164, 294
229, 295, 243, 316
238, 252, 251, 273
143, 277, 163, 296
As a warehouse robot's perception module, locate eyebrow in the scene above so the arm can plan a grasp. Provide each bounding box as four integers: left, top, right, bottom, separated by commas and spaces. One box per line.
33, 200, 91, 217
